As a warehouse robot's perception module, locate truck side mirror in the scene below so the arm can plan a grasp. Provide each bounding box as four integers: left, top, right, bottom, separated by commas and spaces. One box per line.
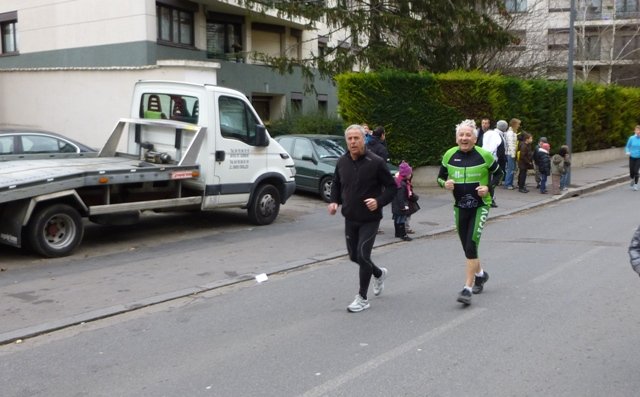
255, 124, 269, 147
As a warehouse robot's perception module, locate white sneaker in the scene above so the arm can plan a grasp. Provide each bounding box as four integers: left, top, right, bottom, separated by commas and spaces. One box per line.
347, 294, 370, 313
373, 267, 388, 296
634, 184, 638, 191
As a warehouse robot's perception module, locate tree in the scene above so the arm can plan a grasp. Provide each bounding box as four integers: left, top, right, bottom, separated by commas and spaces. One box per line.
240, 0, 513, 80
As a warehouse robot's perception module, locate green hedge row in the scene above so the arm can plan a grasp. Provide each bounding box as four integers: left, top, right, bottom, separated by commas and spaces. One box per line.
336, 70, 640, 166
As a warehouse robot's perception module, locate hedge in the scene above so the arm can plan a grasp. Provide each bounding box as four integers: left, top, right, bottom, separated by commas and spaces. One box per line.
335, 70, 640, 166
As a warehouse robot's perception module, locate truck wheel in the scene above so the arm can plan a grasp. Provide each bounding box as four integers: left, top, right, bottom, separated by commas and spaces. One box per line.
248, 184, 280, 225
320, 176, 333, 203
27, 204, 84, 258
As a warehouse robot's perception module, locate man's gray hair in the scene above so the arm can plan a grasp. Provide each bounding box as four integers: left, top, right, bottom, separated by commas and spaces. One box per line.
455, 119, 478, 137
344, 124, 366, 138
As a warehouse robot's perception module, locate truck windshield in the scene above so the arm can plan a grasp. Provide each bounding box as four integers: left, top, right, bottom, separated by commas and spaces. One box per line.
140, 93, 199, 124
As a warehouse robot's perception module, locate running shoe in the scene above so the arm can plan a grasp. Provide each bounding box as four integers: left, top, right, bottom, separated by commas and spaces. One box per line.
347, 294, 370, 312
373, 267, 388, 296
472, 271, 490, 294
457, 289, 472, 305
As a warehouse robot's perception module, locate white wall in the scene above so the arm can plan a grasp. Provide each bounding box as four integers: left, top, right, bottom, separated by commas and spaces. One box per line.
2, 0, 151, 53
0, 61, 219, 149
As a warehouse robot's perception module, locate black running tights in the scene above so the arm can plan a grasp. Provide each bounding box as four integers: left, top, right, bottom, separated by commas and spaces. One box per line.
344, 219, 383, 300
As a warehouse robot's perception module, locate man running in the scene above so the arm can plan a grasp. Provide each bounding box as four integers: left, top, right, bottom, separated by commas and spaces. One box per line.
437, 119, 504, 305
329, 124, 397, 312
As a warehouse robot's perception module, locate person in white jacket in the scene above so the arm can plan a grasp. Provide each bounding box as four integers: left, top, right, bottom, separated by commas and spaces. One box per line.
482, 120, 507, 207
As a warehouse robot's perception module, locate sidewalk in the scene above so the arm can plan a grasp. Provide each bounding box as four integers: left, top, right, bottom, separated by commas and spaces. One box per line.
402, 157, 630, 239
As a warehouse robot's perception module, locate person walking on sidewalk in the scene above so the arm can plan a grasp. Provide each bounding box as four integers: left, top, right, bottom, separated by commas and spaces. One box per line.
328, 124, 397, 313
625, 125, 640, 191
437, 119, 503, 305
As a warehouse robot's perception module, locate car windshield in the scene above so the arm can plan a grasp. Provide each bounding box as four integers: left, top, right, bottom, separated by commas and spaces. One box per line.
313, 137, 346, 158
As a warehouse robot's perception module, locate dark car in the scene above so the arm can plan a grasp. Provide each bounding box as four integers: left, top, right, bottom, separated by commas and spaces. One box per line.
275, 134, 399, 202
275, 134, 347, 202
0, 127, 96, 160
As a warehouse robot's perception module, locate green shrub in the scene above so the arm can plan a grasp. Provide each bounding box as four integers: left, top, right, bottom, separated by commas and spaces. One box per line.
269, 112, 345, 136
336, 70, 640, 166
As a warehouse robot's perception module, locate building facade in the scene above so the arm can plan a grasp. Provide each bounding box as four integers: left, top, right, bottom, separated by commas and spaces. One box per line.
0, 0, 340, 147
502, 0, 640, 86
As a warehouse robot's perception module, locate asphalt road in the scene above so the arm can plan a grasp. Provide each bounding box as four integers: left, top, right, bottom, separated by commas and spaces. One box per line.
1, 184, 639, 396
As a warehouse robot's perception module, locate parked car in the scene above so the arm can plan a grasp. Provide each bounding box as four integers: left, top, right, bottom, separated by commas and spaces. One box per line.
0, 127, 96, 159
275, 134, 398, 202
275, 134, 345, 202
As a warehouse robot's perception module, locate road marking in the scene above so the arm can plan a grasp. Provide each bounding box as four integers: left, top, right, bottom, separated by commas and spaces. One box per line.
531, 246, 605, 284
299, 308, 486, 397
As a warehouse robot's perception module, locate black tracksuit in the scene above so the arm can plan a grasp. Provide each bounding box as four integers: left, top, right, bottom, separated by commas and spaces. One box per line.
330, 150, 396, 299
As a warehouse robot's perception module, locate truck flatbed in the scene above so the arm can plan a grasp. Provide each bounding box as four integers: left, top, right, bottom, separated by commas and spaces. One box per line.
0, 156, 200, 204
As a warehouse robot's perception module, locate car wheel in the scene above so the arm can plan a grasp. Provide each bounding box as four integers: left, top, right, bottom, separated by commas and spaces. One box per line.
26, 204, 84, 258
248, 184, 281, 225
320, 176, 333, 203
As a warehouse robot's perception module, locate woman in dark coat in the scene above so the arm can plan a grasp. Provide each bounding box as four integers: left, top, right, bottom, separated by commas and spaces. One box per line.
517, 132, 534, 193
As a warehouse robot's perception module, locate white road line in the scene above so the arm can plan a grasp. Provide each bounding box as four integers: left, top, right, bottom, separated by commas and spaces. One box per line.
299, 308, 486, 397
531, 246, 606, 284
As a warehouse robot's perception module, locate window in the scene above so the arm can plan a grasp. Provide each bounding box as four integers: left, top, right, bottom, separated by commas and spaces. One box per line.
0, 136, 14, 154
0, 11, 17, 54
505, 0, 527, 13
508, 30, 527, 50
291, 92, 303, 115
318, 35, 328, 58
548, 29, 569, 50
615, 33, 640, 59
219, 96, 261, 145
292, 138, 314, 161
156, 1, 195, 47
21, 135, 76, 154
207, 13, 243, 60
616, 0, 639, 15
317, 94, 328, 115
140, 93, 199, 123
578, 35, 601, 60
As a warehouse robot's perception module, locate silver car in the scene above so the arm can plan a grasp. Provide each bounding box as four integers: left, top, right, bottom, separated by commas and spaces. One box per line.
0, 127, 96, 160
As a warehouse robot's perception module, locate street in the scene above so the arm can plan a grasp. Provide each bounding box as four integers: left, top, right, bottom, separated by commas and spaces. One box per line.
1, 184, 640, 396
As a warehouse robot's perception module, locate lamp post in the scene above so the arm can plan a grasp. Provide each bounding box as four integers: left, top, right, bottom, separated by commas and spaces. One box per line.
565, 0, 576, 186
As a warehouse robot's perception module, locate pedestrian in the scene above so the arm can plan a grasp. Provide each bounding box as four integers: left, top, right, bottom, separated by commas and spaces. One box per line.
550, 145, 567, 195
629, 225, 640, 277
503, 118, 519, 190
328, 124, 397, 313
405, 173, 416, 234
532, 136, 549, 189
625, 125, 640, 191
362, 123, 373, 145
560, 145, 571, 190
517, 132, 534, 193
392, 161, 419, 241
536, 142, 551, 194
437, 119, 504, 305
476, 117, 491, 148
482, 119, 507, 207
366, 126, 390, 163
